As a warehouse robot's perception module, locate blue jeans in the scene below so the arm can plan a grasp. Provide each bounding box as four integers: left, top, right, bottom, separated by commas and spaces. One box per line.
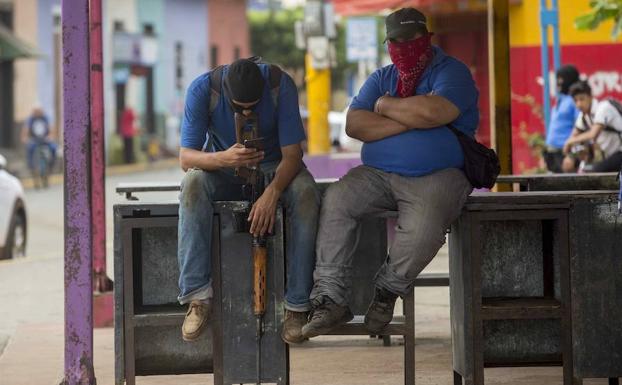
177, 163, 321, 312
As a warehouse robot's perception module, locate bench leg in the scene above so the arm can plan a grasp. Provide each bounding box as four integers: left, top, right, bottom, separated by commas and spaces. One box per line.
609, 378, 619, 385
453, 371, 462, 385
404, 290, 415, 385
383, 335, 391, 346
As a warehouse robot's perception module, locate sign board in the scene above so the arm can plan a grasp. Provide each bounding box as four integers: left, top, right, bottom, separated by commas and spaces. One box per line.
307, 36, 330, 70
346, 17, 378, 63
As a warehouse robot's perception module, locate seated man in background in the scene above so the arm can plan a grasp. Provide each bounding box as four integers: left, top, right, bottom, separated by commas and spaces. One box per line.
563, 81, 622, 173
302, 7, 477, 338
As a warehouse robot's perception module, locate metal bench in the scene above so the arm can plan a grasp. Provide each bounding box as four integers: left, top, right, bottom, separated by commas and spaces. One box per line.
495, 172, 618, 192
115, 180, 451, 385
449, 191, 621, 385
114, 202, 288, 385
115, 180, 451, 291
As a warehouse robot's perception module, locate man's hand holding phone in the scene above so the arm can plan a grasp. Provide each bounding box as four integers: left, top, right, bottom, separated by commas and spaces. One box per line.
218, 143, 264, 168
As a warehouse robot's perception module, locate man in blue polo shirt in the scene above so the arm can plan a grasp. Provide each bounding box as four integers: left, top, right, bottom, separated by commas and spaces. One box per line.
302, 7, 477, 337
178, 59, 320, 344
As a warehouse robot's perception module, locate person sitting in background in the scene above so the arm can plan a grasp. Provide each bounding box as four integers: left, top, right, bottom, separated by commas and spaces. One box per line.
543, 65, 581, 173
21, 105, 57, 173
561, 81, 597, 173
563, 81, 622, 172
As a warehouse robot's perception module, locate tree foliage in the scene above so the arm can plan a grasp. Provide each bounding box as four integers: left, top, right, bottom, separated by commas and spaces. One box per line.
248, 8, 383, 91
248, 8, 306, 72
575, 0, 622, 40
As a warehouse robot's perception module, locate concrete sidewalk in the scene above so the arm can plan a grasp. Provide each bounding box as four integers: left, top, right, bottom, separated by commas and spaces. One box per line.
1, 289, 596, 385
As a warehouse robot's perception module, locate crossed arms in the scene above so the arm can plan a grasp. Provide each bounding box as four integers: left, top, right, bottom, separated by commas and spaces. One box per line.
346, 94, 460, 142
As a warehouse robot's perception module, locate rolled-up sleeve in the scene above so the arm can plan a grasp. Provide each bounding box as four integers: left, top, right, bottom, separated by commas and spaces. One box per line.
349, 70, 382, 112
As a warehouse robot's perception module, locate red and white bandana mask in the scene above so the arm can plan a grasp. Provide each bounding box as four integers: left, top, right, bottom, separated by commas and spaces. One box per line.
387, 33, 434, 98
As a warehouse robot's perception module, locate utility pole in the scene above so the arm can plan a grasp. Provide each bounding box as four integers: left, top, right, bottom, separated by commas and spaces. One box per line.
488, 0, 513, 182
62, 0, 96, 383
304, 0, 334, 155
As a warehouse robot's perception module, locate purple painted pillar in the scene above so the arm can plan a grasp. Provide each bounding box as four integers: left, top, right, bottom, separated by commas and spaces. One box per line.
62, 0, 96, 383
90, 0, 112, 293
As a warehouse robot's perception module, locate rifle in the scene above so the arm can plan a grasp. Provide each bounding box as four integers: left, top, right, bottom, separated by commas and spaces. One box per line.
618, 168, 621, 214
234, 112, 267, 385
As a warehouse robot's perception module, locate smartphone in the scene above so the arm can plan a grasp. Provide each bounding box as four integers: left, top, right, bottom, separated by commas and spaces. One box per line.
243, 137, 264, 151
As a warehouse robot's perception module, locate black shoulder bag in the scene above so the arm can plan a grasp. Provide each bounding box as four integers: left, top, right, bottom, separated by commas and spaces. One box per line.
447, 124, 500, 189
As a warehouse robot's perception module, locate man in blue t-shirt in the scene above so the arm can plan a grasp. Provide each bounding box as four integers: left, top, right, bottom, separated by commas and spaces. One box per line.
302, 8, 476, 338
543, 65, 581, 173
178, 59, 320, 344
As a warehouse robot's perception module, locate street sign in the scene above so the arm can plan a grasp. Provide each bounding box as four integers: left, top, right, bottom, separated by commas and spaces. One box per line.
346, 17, 378, 63
308, 36, 330, 69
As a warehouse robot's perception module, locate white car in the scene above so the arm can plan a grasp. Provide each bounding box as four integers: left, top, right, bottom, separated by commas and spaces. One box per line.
0, 154, 27, 259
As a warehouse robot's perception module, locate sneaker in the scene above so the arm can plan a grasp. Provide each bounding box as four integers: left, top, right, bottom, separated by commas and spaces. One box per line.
281, 310, 309, 344
301, 296, 353, 339
364, 287, 398, 335
182, 300, 212, 342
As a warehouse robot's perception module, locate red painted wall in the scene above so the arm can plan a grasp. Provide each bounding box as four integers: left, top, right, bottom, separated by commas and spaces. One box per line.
208, 0, 250, 68
433, 12, 491, 147
510, 43, 622, 173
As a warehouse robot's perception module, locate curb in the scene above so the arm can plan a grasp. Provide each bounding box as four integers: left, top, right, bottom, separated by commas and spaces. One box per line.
20, 157, 179, 190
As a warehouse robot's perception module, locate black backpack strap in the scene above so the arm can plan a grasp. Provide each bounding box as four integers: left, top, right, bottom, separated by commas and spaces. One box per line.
268, 64, 282, 109
203, 65, 225, 152
208, 65, 225, 114
608, 98, 622, 116
580, 113, 590, 132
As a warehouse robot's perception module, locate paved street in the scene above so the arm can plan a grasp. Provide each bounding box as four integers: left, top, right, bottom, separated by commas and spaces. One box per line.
0, 165, 184, 380
0, 166, 610, 384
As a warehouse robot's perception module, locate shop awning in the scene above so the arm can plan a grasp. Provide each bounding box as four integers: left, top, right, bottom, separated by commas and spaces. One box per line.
0, 23, 41, 61
331, 0, 490, 16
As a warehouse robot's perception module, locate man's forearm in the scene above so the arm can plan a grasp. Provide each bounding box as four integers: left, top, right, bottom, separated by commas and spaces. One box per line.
346, 109, 409, 142
267, 154, 302, 195
378, 95, 459, 129
566, 127, 600, 146
180, 147, 223, 171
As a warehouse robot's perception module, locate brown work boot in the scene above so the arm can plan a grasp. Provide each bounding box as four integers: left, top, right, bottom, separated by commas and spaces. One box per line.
364, 287, 398, 335
182, 300, 212, 342
301, 296, 354, 339
281, 310, 309, 344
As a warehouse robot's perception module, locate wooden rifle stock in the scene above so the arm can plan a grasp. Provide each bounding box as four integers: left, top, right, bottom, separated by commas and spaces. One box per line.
252, 240, 268, 316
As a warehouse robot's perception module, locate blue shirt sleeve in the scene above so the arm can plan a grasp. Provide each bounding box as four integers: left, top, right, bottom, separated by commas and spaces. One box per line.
180, 75, 210, 150
276, 73, 306, 146
349, 70, 382, 112
431, 59, 478, 114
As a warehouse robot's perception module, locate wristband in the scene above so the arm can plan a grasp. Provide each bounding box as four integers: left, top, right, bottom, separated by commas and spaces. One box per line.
374, 95, 386, 115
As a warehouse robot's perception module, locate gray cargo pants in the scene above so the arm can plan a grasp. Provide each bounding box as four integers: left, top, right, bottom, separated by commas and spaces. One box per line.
310, 165, 472, 306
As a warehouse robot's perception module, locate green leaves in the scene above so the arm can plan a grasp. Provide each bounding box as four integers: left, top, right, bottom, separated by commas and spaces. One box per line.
574, 0, 622, 39
248, 8, 306, 71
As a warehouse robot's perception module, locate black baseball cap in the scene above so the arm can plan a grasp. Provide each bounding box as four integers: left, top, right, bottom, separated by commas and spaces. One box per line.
384, 8, 428, 42
225, 59, 265, 103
